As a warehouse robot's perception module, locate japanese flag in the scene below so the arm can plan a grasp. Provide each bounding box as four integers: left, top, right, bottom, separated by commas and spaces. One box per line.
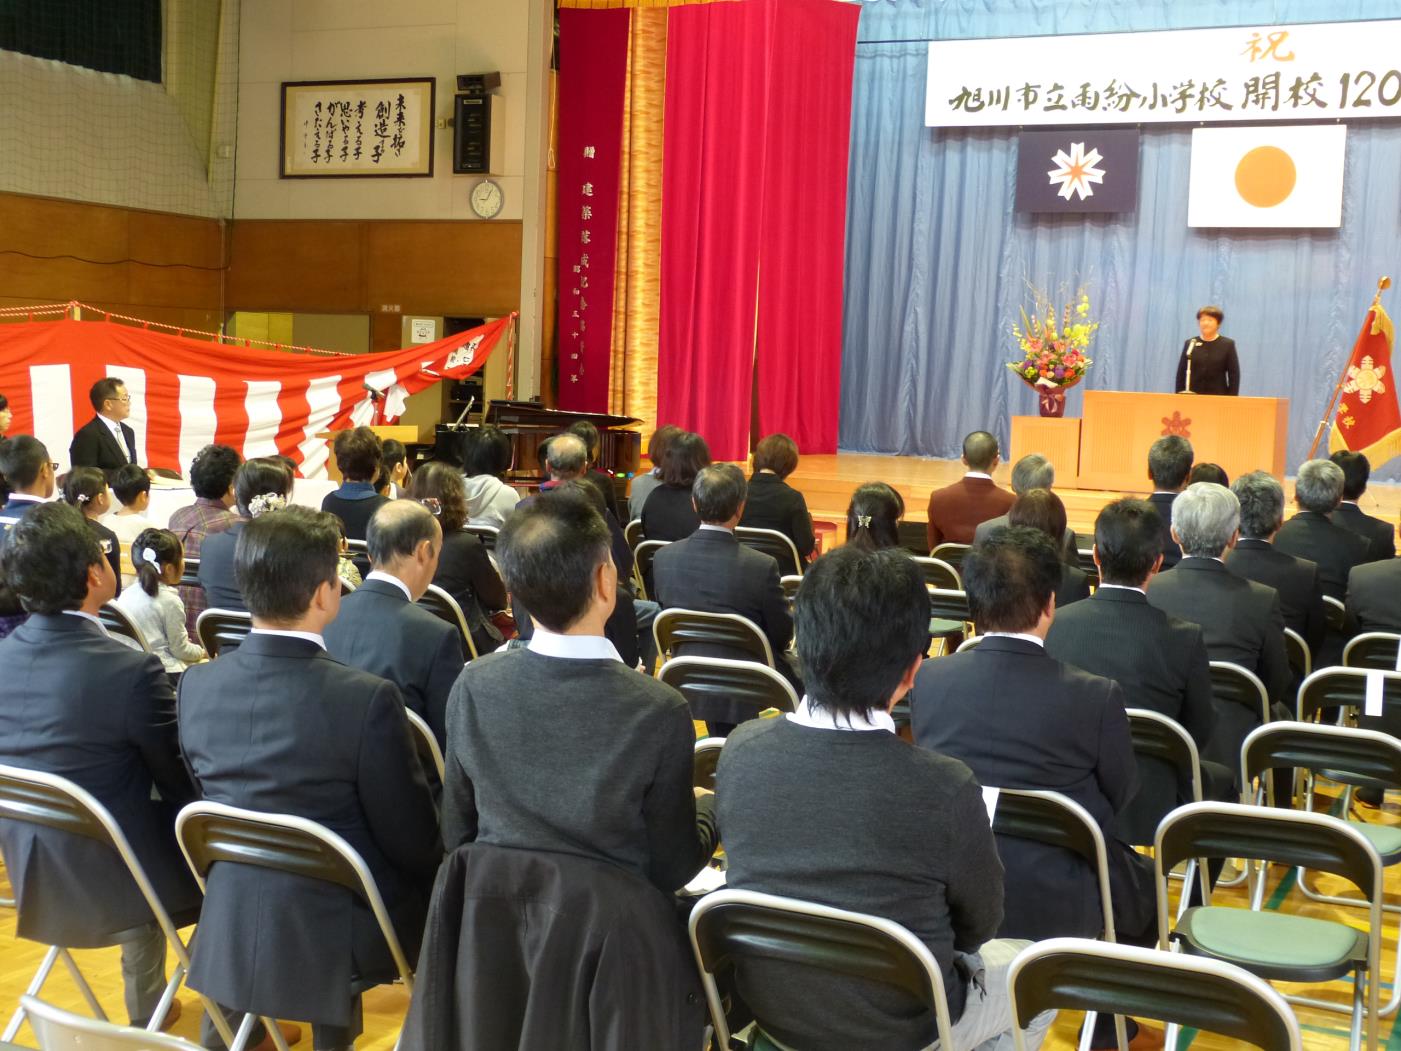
1187, 124, 1346, 228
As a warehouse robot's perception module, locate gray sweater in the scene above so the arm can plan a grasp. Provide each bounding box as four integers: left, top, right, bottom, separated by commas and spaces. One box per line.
717, 717, 1003, 1049
442, 647, 716, 893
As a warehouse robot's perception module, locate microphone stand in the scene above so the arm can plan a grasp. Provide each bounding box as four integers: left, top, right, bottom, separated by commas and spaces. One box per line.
1180, 339, 1198, 395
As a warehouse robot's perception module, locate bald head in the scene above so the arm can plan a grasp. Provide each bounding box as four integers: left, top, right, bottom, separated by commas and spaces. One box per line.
367, 499, 443, 599
962, 431, 1000, 473
546, 433, 588, 480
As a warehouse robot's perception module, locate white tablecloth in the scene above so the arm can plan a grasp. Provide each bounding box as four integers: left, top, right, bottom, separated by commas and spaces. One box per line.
145, 478, 340, 529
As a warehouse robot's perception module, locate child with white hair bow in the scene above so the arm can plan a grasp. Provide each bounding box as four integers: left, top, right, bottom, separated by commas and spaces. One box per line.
114, 527, 207, 681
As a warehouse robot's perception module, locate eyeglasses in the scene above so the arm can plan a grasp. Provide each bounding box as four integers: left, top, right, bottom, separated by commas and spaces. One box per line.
419, 498, 442, 517
47, 461, 59, 471
109, 396, 131, 404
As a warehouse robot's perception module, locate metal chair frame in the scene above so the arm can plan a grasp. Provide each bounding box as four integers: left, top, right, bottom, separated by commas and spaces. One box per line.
653, 609, 775, 669
1153, 801, 1383, 1051
1008, 938, 1302, 1051
909, 556, 962, 592
403, 709, 445, 782
632, 539, 670, 601
463, 524, 499, 552
1344, 632, 1401, 671
1297, 666, 1401, 726
1283, 627, 1312, 683
1209, 661, 1271, 727
658, 656, 797, 731
1323, 594, 1349, 634
623, 518, 644, 553
734, 526, 804, 578
415, 584, 479, 661
0, 765, 235, 1046
98, 602, 150, 653
21, 994, 205, 1050
930, 542, 970, 571
693, 737, 724, 793
194, 608, 253, 659
1125, 708, 1205, 916
175, 801, 415, 1051
177, 556, 201, 593
689, 889, 954, 1051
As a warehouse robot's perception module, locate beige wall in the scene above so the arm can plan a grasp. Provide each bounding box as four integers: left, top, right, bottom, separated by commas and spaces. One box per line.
235, 0, 528, 221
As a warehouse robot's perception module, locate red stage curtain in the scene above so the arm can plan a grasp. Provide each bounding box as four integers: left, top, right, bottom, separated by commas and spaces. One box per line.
658, 0, 857, 461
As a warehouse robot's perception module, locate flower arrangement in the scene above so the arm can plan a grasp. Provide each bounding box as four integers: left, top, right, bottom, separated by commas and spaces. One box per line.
1008, 290, 1098, 390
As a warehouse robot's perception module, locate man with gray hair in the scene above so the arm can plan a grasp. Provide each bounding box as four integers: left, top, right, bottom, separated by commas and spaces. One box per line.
543, 432, 589, 482
1148, 483, 1291, 747
1274, 459, 1369, 602
1225, 471, 1326, 656
653, 463, 798, 726
973, 453, 1078, 561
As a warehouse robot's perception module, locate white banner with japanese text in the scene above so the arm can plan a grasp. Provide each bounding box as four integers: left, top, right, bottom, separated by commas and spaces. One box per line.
925, 20, 1401, 127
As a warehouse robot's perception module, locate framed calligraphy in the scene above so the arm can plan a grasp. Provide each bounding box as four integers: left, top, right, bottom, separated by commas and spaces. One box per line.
280, 78, 436, 178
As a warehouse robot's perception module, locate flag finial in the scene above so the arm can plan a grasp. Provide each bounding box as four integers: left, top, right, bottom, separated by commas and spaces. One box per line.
1375, 275, 1392, 307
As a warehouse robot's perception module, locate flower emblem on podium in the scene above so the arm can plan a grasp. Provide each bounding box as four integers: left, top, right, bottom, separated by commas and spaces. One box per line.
1343, 356, 1387, 404
1161, 411, 1192, 438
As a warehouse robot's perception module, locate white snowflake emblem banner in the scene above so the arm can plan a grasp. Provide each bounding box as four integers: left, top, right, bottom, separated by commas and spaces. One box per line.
1047, 142, 1106, 201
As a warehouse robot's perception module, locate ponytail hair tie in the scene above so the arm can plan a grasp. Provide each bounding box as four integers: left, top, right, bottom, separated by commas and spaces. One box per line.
855, 514, 872, 529
141, 547, 161, 567
77, 493, 91, 504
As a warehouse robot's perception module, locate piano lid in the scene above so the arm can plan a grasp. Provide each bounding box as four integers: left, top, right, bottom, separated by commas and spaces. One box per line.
485, 400, 641, 429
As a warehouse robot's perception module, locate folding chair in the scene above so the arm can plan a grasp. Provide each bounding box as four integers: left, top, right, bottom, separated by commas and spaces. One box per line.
21, 994, 204, 1050
623, 518, 644, 553
689, 889, 954, 1051
339, 577, 355, 595
1154, 801, 1382, 1051
927, 587, 973, 654
909, 556, 961, 591
654, 609, 774, 668
734, 527, 804, 578
693, 737, 724, 792
1076, 549, 1101, 590
954, 636, 983, 653
98, 603, 149, 653
415, 584, 479, 661
403, 709, 444, 782
1344, 632, 1401, 671
1242, 721, 1401, 1017
177, 557, 201, 592
1008, 939, 1301, 1051
342, 538, 370, 579
194, 609, 253, 659
930, 542, 970, 572
632, 539, 670, 601
1324, 594, 1349, 635
990, 788, 1123, 1051
1202, 661, 1271, 785
1283, 628, 1312, 683
0, 766, 234, 1046
463, 524, 499, 552
1298, 667, 1401, 734
1122, 709, 1205, 909
659, 657, 796, 731
778, 575, 801, 609
175, 802, 415, 1051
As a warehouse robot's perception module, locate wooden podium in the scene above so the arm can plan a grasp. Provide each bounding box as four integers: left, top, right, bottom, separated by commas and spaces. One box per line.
318, 425, 419, 482
1077, 391, 1289, 492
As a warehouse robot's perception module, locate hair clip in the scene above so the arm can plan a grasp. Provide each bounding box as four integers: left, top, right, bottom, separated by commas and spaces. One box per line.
77, 493, 91, 503
141, 547, 160, 566
247, 493, 287, 518
856, 514, 872, 529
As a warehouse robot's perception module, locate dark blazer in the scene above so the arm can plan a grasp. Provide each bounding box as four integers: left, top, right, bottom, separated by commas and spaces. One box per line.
1056, 563, 1091, 608
323, 577, 465, 747
1175, 336, 1240, 396
586, 467, 625, 528
178, 634, 441, 1026
400, 843, 705, 1051
925, 475, 1016, 549
196, 519, 246, 612
431, 529, 507, 654
1332, 502, 1396, 563
0, 613, 199, 947
0, 494, 47, 531
739, 473, 815, 560
1274, 510, 1370, 601
1045, 588, 1216, 842
320, 486, 390, 542
1226, 538, 1326, 655
1147, 491, 1183, 568
640, 484, 701, 542
1347, 559, 1401, 635
652, 528, 793, 667
911, 636, 1150, 942
69, 416, 138, 478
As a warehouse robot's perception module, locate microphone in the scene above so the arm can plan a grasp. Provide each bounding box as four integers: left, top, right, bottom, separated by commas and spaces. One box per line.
362, 381, 384, 402
1181, 339, 1200, 395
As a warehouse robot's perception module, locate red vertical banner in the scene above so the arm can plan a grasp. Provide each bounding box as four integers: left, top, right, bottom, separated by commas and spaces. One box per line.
556, 8, 631, 412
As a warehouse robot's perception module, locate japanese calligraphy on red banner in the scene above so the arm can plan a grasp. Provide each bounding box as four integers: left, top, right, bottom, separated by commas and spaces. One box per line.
926, 19, 1401, 127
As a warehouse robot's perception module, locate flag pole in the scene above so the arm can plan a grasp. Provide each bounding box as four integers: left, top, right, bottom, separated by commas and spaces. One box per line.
1307, 275, 1392, 461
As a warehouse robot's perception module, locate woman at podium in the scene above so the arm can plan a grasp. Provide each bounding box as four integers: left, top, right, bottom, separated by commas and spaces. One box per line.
1175, 305, 1240, 396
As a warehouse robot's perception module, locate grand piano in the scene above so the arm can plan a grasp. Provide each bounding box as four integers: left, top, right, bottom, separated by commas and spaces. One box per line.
437, 400, 641, 487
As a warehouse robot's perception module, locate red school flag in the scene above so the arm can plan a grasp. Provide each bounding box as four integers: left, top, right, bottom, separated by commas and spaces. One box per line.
1330, 302, 1401, 468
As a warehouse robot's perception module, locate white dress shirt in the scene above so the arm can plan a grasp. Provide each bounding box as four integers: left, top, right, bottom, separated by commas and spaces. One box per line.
103, 416, 133, 461
364, 571, 412, 601
980, 631, 1045, 648
1096, 583, 1146, 596
527, 625, 622, 663
965, 471, 993, 480
786, 695, 897, 733
249, 628, 326, 650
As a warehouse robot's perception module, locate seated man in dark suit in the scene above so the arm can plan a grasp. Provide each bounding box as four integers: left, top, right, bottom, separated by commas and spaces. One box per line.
1347, 558, 1401, 634
0, 502, 199, 1031
738, 432, 816, 561
651, 463, 799, 705
323, 500, 463, 748
0, 434, 57, 530
69, 376, 140, 479
1227, 471, 1327, 657
973, 453, 1078, 563
180, 506, 440, 1051
925, 430, 1015, 549
197, 457, 294, 612
1330, 450, 1396, 562
442, 492, 716, 894
1046, 499, 1227, 834
1274, 458, 1370, 601
1148, 482, 1291, 742
912, 527, 1155, 1047
1146, 435, 1193, 569
718, 546, 1052, 1051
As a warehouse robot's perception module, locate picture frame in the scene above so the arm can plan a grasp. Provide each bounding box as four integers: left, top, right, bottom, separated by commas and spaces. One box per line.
280, 78, 436, 178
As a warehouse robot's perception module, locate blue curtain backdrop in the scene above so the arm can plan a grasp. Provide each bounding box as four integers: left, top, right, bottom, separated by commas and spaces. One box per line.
841, 0, 1401, 479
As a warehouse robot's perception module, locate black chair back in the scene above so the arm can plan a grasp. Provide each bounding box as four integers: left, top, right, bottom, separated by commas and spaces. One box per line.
632, 539, 670, 601
179, 808, 365, 899
654, 609, 773, 667
1283, 628, 1311, 683
415, 584, 477, 661
623, 518, 645, 552
1243, 722, 1401, 797
1208, 662, 1269, 722
178, 556, 202, 591
0, 767, 114, 848
909, 556, 960, 591
927, 588, 972, 625
659, 657, 796, 728
1298, 667, 1401, 724
1075, 549, 1100, 589
99, 602, 149, 652
464, 524, 499, 552
1322, 595, 1348, 634
734, 527, 803, 577
195, 609, 253, 658
930, 542, 970, 571
693, 738, 724, 791
1343, 632, 1401, 671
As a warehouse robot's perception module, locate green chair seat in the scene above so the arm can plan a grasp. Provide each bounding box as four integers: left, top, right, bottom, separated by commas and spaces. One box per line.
928, 617, 964, 638
1177, 906, 1366, 982
1349, 819, 1401, 859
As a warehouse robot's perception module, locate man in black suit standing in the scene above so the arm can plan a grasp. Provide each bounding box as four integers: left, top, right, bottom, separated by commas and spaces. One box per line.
324, 500, 463, 748
1046, 498, 1224, 834
1146, 435, 1193, 569
179, 506, 440, 1051
0, 435, 57, 529
652, 463, 798, 696
1227, 471, 1327, 658
69, 377, 140, 479
1329, 451, 1396, 563
0, 502, 199, 1030
1274, 458, 1369, 602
